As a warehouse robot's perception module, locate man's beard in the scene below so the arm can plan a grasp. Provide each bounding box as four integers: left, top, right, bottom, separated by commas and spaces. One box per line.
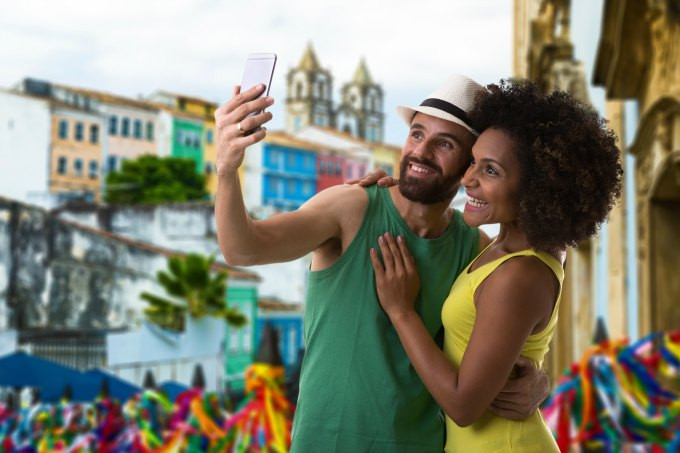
398, 156, 459, 204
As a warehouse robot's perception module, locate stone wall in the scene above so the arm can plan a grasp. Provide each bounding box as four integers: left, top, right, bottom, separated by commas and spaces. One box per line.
57, 202, 310, 304
0, 196, 257, 332
0, 197, 169, 330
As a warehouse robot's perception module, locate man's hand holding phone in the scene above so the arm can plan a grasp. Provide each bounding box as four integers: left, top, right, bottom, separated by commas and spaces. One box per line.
214, 84, 274, 180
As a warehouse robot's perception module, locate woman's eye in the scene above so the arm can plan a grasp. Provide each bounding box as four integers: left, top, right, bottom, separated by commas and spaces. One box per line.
486, 166, 498, 175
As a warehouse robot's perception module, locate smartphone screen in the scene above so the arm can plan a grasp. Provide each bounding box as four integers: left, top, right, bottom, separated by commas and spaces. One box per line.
240, 53, 277, 103
239, 53, 276, 134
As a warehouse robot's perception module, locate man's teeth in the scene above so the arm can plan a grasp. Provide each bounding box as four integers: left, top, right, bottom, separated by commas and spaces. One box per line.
410, 164, 434, 174
467, 196, 488, 208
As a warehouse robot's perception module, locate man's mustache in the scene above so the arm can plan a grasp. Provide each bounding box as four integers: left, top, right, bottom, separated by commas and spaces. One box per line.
403, 156, 442, 176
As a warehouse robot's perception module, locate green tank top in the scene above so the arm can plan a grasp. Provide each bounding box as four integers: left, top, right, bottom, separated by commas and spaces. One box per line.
291, 185, 479, 452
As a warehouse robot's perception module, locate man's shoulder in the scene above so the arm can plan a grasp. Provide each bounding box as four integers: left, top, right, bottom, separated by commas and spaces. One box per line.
304, 184, 369, 213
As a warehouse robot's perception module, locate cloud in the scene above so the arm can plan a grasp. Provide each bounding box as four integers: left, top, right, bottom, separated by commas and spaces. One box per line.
0, 0, 512, 144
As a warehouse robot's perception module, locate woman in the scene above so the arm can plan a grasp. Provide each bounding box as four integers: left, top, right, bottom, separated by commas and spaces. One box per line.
369, 80, 623, 452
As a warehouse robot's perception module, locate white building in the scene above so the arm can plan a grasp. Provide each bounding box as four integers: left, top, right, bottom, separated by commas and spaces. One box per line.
0, 90, 52, 207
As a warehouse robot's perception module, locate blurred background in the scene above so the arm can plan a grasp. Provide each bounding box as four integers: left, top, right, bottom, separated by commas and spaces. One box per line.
0, 0, 678, 435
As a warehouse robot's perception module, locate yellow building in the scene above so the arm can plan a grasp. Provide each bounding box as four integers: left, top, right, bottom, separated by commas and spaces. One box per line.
49, 102, 104, 202
149, 91, 221, 199
593, 0, 680, 336
513, 0, 679, 381
372, 144, 401, 178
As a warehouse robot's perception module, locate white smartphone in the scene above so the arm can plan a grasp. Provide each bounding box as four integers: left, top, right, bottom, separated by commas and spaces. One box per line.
240, 53, 277, 133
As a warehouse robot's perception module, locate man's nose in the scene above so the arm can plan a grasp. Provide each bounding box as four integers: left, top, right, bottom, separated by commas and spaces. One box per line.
411, 141, 432, 159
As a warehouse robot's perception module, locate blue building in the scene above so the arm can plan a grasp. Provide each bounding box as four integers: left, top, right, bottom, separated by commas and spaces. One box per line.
262, 142, 317, 211
255, 299, 304, 373
243, 132, 322, 215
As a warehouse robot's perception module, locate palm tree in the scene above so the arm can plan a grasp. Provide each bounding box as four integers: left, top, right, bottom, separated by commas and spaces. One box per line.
141, 254, 247, 332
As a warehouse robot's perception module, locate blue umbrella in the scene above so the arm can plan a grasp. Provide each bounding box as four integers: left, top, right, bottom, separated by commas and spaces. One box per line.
159, 380, 189, 402
84, 368, 140, 401
0, 351, 98, 401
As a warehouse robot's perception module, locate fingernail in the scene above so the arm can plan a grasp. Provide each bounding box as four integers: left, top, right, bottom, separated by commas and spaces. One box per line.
265, 96, 274, 105
258, 83, 265, 90
385, 232, 392, 240
378, 236, 384, 244
397, 235, 403, 243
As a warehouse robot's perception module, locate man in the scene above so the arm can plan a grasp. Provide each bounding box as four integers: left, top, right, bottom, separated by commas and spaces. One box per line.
215, 75, 549, 452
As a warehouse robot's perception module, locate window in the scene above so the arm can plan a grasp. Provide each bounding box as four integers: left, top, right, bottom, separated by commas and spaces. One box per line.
243, 323, 252, 353
108, 116, 117, 135
229, 327, 240, 353
303, 181, 313, 196
294, 116, 302, 131
178, 99, 186, 111
193, 133, 201, 149
90, 125, 99, 144
176, 130, 184, 144
184, 131, 193, 147
319, 160, 326, 174
75, 122, 84, 141
335, 162, 342, 176
296, 83, 303, 99
146, 121, 154, 141
74, 158, 83, 176
134, 119, 142, 139
266, 150, 280, 167
206, 129, 213, 145
89, 160, 98, 179
304, 155, 314, 170
57, 157, 67, 174
315, 114, 327, 126
58, 120, 68, 139
121, 118, 130, 137
286, 179, 296, 195
204, 162, 213, 174
287, 153, 296, 167
107, 156, 117, 172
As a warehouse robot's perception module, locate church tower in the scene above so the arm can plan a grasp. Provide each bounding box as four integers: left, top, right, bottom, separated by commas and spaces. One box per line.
335, 58, 384, 142
285, 43, 334, 133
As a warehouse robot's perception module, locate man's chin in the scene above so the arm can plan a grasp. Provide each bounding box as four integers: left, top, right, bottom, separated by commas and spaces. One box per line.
398, 181, 455, 205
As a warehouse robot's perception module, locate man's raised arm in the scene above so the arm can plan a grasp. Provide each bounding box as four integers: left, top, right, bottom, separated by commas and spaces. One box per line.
214, 85, 345, 266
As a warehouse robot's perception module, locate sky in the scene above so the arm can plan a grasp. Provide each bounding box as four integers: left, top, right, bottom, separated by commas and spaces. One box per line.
0, 0, 512, 145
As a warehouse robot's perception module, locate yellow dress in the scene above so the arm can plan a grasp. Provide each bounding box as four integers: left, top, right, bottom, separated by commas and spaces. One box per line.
441, 247, 563, 452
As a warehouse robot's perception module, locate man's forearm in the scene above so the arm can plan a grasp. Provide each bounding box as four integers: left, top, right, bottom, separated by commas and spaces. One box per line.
215, 171, 258, 266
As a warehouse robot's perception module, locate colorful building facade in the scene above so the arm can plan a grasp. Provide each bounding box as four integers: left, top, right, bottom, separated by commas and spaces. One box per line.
224, 285, 259, 391
255, 300, 304, 373
149, 91, 219, 198
49, 105, 103, 202
243, 132, 322, 214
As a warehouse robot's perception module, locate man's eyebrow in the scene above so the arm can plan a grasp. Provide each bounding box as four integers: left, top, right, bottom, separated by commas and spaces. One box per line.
410, 123, 465, 148
438, 132, 464, 149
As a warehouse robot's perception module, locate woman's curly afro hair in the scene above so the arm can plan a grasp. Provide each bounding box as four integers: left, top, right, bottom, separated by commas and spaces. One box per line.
468, 79, 624, 251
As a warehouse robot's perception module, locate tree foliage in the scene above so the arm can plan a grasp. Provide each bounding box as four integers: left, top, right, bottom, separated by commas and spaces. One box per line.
105, 155, 207, 204
141, 254, 247, 332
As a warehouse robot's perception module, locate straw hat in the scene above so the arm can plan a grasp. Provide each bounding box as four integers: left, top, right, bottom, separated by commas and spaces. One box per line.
396, 74, 485, 136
